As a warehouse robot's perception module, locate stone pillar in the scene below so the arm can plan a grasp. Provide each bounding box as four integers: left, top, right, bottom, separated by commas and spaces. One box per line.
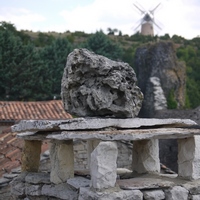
132, 139, 160, 174
178, 136, 200, 180
90, 141, 118, 191
87, 139, 100, 169
50, 140, 74, 184
21, 140, 42, 172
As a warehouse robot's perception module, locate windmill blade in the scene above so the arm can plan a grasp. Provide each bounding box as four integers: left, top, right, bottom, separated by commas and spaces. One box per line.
150, 2, 161, 14
133, 3, 145, 14
152, 20, 162, 30
134, 19, 145, 31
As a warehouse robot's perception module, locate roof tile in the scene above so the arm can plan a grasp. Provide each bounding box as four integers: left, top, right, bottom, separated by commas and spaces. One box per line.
0, 100, 72, 121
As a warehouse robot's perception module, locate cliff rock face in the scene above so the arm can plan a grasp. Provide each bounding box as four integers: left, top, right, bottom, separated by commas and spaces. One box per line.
61, 48, 143, 118
135, 41, 186, 117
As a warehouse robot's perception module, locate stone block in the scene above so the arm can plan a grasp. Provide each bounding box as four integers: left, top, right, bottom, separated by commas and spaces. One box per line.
78, 187, 143, 200
178, 136, 200, 180
165, 186, 188, 200
25, 172, 50, 184
21, 140, 42, 172
10, 182, 25, 196
132, 139, 160, 174
26, 184, 42, 196
50, 140, 74, 184
90, 141, 118, 190
143, 189, 165, 200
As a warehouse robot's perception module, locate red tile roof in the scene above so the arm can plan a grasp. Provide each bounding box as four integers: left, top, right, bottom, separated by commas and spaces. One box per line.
0, 100, 72, 121
0, 100, 72, 178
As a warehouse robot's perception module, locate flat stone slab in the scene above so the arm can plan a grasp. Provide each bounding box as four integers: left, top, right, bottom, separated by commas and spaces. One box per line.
117, 177, 175, 190
12, 118, 197, 133
17, 127, 200, 141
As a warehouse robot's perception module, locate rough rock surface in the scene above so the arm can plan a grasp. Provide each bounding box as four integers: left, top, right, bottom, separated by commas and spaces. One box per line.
135, 41, 186, 117
90, 141, 118, 190
165, 186, 189, 200
61, 48, 143, 118
143, 189, 165, 200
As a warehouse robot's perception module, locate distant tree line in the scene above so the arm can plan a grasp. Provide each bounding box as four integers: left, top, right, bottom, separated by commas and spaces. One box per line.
0, 21, 199, 109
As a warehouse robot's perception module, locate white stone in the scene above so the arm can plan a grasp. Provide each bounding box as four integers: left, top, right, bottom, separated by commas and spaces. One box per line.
78, 187, 143, 200
165, 186, 189, 200
149, 77, 167, 111
178, 136, 200, 180
50, 140, 74, 184
143, 189, 165, 200
90, 141, 118, 190
132, 139, 160, 174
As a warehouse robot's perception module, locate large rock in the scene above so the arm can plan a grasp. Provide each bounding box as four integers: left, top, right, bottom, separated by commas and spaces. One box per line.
61, 48, 143, 118
135, 41, 186, 117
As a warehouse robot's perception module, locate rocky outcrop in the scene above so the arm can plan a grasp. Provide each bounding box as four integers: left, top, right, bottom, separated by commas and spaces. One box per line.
135, 41, 186, 117
61, 48, 143, 118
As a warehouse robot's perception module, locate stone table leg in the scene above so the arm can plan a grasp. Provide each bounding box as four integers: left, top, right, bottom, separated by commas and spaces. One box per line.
21, 140, 42, 172
90, 141, 118, 190
178, 136, 200, 180
50, 140, 74, 184
132, 139, 160, 174
87, 139, 100, 169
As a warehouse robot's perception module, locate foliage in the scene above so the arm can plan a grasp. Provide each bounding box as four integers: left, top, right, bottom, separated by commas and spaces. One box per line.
83, 30, 123, 60
0, 21, 200, 108
40, 37, 73, 99
0, 29, 51, 100
167, 90, 178, 109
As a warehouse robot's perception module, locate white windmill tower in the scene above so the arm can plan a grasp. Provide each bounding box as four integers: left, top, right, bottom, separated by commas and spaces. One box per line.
133, 2, 162, 36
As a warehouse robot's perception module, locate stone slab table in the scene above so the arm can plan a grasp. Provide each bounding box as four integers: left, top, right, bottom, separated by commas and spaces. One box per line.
12, 118, 200, 182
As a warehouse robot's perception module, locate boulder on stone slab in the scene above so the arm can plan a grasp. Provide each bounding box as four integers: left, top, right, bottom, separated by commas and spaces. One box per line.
61, 48, 143, 118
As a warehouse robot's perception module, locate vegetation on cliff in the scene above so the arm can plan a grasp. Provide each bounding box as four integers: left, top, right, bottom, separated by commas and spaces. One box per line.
0, 21, 199, 108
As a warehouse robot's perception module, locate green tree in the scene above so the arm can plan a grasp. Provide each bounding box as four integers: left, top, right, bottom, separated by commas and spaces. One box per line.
0, 28, 52, 100
40, 37, 73, 98
84, 30, 123, 60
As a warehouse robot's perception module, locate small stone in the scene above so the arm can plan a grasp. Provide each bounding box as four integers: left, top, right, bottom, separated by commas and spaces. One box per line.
67, 176, 90, 189
143, 190, 165, 200
26, 184, 42, 196
25, 172, 50, 184
42, 183, 78, 199
90, 141, 118, 190
61, 48, 143, 118
165, 186, 189, 200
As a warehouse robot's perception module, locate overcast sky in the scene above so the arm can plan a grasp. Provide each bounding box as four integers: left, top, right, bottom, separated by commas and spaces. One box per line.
0, 0, 199, 39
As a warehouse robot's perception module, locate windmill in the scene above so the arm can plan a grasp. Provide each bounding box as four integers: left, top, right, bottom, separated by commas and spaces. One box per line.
133, 1, 162, 36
